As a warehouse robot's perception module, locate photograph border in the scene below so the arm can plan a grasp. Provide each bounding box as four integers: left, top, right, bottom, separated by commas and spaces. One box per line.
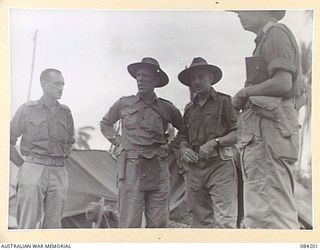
0, 0, 319, 243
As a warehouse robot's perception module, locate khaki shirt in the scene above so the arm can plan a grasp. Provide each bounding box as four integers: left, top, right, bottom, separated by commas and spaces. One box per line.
10, 97, 75, 157
252, 20, 302, 99
100, 93, 184, 150
178, 88, 238, 149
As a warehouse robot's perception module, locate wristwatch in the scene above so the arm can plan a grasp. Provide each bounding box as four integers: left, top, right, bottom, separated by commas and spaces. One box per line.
214, 138, 220, 147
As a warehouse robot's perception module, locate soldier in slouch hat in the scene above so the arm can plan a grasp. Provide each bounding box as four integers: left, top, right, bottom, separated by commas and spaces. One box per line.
176, 57, 238, 228
100, 57, 184, 228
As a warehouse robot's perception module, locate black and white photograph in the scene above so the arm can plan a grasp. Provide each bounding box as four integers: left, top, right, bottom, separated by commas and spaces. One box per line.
6, 3, 315, 241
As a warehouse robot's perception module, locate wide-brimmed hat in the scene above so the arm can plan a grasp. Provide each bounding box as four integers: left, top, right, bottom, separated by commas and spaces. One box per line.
127, 57, 169, 87
85, 198, 105, 228
230, 10, 286, 21
178, 57, 223, 86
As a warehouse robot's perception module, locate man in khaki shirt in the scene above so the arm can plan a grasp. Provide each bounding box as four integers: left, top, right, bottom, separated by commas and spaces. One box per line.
10, 68, 75, 229
231, 10, 302, 228
100, 57, 184, 228
177, 57, 238, 228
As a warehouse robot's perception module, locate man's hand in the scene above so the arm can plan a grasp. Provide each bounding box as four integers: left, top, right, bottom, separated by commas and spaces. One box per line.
199, 139, 217, 160
180, 146, 199, 164
10, 144, 24, 167
232, 88, 248, 110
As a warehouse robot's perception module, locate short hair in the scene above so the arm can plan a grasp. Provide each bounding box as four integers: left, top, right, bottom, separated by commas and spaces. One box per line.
40, 68, 62, 83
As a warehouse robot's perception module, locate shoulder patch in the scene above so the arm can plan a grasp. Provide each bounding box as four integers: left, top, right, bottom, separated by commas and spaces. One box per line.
24, 100, 39, 106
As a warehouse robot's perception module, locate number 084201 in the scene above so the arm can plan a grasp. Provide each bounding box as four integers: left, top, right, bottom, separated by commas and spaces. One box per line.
300, 244, 318, 248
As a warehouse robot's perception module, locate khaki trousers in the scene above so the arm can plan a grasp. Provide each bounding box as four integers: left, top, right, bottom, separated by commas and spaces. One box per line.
187, 157, 238, 228
238, 104, 300, 229
117, 156, 170, 228
16, 161, 68, 229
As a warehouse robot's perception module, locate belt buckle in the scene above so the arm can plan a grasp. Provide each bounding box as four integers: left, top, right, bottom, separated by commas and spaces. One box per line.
49, 157, 62, 166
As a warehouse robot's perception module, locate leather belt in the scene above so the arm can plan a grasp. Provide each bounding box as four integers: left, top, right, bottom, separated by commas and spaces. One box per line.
127, 144, 161, 151
243, 98, 293, 110
26, 155, 65, 167
125, 144, 167, 159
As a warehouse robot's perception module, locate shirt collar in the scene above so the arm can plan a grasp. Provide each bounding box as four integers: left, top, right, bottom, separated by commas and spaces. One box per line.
193, 87, 217, 105
136, 92, 158, 104
254, 19, 277, 45
39, 96, 62, 110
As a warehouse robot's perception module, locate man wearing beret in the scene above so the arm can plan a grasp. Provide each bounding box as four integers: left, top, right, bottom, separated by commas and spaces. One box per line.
100, 57, 184, 228
231, 10, 302, 228
10, 68, 75, 229
177, 57, 238, 228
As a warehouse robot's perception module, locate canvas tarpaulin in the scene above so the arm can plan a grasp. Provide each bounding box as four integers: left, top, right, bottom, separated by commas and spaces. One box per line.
6, 149, 185, 228
61, 150, 187, 228
9, 149, 310, 228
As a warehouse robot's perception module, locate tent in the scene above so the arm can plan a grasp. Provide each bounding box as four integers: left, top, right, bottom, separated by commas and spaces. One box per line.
9, 150, 187, 228
61, 150, 118, 228
61, 150, 187, 228
8, 149, 311, 229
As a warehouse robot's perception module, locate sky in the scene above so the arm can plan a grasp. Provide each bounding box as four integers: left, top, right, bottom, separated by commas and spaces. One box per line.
10, 9, 314, 149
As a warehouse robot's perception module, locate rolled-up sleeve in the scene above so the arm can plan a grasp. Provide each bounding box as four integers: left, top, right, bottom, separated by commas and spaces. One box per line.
10, 105, 26, 145
263, 26, 297, 78
100, 99, 121, 140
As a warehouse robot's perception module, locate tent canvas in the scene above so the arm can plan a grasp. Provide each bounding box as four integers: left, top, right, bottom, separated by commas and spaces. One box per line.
8, 149, 311, 228
9, 150, 187, 228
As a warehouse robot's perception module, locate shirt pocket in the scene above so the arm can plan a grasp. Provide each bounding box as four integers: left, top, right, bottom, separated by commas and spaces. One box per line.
56, 119, 69, 143
121, 107, 139, 130
204, 112, 219, 136
186, 117, 198, 144
140, 109, 164, 139
26, 117, 48, 141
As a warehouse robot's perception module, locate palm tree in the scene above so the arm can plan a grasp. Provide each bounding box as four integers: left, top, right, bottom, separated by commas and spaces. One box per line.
73, 126, 95, 150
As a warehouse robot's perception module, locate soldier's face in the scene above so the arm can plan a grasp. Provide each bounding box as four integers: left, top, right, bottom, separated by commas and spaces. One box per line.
189, 69, 213, 94
42, 72, 65, 100
237, 11, 269, 34
136, 67, 157, 94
